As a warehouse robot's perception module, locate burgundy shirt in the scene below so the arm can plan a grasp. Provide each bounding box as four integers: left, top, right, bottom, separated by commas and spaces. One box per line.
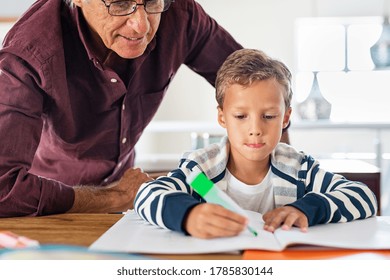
0, 0, 242, 217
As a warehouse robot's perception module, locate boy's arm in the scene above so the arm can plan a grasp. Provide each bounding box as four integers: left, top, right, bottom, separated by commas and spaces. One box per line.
134, 168, 201, 233
288, 156, 378, 226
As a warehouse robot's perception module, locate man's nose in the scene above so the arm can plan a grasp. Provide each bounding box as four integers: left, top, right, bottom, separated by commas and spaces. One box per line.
126, 5, 149, 33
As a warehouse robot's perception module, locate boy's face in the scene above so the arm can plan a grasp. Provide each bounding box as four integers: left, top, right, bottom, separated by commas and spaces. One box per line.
218, 78, 291, 168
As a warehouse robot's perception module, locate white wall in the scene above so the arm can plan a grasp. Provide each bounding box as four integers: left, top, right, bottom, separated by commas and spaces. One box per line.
4, 0, 387, 129
140, 0, 389, 154
1, 0, 36, 17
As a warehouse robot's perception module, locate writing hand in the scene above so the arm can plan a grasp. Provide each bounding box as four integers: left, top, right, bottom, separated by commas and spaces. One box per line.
184, 203, 247, 239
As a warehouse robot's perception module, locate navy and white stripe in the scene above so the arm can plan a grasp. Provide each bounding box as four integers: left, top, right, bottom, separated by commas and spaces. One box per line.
134, 136, 378, 233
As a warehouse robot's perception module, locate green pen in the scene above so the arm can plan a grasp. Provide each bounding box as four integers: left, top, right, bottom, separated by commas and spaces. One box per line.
186, 170, 258, 237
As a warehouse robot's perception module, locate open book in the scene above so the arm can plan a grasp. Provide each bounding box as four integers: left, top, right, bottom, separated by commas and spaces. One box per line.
89, 210, 390, 254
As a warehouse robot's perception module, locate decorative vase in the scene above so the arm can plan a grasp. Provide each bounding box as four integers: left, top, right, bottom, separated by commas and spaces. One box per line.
297, 72, 332, 120
370, 16, 390, 69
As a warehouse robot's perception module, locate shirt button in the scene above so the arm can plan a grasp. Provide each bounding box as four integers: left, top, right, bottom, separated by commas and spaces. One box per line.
118, 162, 123, 168
122, 104, 125, 111
122, 137, 127, 144
103, 178, 109, 183
110, 78, 118, 83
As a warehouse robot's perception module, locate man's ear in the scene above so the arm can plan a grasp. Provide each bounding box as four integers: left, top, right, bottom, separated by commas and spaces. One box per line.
217, 106, 227, 128
283, 107, 292, 129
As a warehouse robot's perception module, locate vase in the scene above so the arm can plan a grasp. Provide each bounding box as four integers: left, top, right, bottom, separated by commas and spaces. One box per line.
297, 72, 332, 120
370, 16, 390, 69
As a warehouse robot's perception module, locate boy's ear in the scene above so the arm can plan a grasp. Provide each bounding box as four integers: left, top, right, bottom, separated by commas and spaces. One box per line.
283, 107, 292, 129
217, 106, 227, 128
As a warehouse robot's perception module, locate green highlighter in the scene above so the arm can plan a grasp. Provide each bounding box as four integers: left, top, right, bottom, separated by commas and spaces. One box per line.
186, 170, 258, 237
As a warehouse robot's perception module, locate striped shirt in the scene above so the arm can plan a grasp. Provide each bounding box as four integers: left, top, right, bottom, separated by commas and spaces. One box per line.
134, 136, 378, 233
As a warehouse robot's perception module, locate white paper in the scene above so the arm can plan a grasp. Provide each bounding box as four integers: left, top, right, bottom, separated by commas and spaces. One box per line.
275, 216, 390, 250
89, 210, 390, 254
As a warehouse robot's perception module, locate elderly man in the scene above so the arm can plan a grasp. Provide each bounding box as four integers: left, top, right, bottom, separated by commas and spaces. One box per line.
0, 0, 287, 217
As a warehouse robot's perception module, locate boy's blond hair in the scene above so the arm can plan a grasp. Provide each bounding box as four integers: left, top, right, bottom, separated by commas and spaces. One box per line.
215, 49, 292, 110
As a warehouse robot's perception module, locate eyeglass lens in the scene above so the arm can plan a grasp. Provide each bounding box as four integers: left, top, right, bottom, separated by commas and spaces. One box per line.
108, 0, 172, 16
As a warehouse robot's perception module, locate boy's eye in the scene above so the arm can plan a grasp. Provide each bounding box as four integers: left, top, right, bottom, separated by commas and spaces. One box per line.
263, 115, 276, 120
234, 115, 246, 119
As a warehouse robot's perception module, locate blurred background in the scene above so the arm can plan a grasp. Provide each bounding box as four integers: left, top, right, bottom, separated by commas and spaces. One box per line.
1, 0, 389, 215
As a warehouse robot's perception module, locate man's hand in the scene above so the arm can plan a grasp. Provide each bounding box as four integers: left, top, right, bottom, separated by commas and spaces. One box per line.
184, 203, 247, 239
116, 167, 153, 209
262, 206, 308, 233
69, 167, 153, 213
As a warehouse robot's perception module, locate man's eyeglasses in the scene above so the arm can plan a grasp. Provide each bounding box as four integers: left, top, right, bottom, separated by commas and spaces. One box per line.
101, 0, 174, 17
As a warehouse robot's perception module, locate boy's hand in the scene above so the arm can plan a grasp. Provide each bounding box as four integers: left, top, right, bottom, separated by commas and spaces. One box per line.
184, 203, 247, 239
263, 206, 308, 233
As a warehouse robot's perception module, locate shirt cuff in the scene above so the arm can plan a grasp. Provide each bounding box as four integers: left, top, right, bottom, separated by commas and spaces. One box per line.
38, 179, 75, 215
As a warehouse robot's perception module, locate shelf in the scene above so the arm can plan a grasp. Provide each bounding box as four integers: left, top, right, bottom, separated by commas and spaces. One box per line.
144, 120, 390, 133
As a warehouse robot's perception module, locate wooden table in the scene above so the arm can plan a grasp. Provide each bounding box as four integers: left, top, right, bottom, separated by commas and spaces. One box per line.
0, 213, 121, 247
0, 213, 241, 260
1, 213, 388, 260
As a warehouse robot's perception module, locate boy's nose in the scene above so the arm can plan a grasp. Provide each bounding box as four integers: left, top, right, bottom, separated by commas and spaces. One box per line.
249, 119, 262, 136
249, 125, 262, 136
249, 132, 261, 136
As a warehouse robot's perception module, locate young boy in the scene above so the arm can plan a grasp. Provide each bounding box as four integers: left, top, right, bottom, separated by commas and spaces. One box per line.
134, 49, 377, 239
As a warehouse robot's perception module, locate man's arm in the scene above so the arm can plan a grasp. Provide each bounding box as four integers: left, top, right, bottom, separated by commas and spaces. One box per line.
0, 52, 75, 217
69, 168, 153, 213
0, 52, 149, 217
181, 0, 243, 85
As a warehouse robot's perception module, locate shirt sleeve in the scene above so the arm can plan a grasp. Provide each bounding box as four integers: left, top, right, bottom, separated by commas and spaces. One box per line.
134, 167, 202, 233
182, 0, 243, 85
287, 155, 378, 226
0, 52, 75, 217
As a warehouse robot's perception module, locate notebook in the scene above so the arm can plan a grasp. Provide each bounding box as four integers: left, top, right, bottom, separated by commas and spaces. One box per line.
90, 210, 390, 254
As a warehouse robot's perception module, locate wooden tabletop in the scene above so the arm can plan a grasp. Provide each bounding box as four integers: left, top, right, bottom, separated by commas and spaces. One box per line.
0, 213, 122, 247
0, 213, 241, 259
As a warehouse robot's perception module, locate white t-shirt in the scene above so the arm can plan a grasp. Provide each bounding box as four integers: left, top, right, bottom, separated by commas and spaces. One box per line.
225, 168, 275, 214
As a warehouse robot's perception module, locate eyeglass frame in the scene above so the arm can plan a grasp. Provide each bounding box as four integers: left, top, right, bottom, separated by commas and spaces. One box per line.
100, 0, 174, 17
